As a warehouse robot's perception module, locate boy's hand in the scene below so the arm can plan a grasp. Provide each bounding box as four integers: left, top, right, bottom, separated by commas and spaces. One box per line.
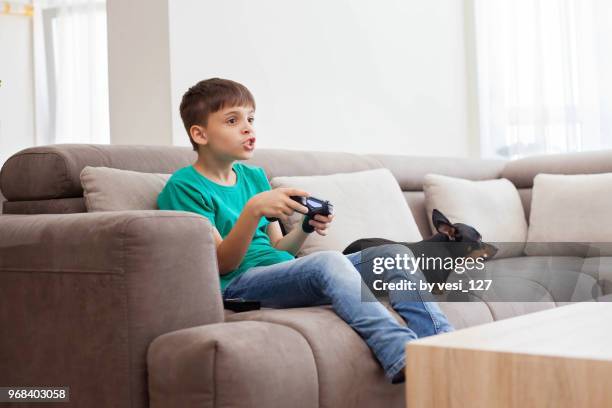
307, 213, 334, 236
247, 188, 309, 224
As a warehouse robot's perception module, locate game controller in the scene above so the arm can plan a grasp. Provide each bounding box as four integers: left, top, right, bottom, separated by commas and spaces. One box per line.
266, 195, 334, 233
223, 298, 261, 312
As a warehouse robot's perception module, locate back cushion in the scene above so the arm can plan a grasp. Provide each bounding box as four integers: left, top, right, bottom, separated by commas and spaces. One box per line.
423, 174, 528, 258
271, 168, 423, 256
80, 167, 170, 212
526, 173, 612, 256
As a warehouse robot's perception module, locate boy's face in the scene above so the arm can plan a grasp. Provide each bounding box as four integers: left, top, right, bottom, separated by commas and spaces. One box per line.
190, 105, 256, 161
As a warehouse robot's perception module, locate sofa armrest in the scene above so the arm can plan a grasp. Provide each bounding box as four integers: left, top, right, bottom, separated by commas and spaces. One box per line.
147, 321, 318, 408
0, 210, 223, 408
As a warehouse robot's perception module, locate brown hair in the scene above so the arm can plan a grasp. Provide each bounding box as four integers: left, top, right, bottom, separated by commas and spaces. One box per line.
179, 78, 256, 151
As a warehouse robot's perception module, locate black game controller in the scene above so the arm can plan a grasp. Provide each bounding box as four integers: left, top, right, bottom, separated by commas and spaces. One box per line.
266, 196, 334, 233
223, 298, 261, 312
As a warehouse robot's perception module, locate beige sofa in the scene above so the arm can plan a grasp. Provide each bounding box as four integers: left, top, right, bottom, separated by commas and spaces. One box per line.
1, 144, 611, 408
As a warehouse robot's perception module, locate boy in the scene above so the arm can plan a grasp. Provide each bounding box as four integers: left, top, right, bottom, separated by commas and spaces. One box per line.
157, 78, 454, 384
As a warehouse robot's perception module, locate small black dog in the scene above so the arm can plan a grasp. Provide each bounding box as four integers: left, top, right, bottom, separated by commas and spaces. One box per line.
343, 209, 498, 286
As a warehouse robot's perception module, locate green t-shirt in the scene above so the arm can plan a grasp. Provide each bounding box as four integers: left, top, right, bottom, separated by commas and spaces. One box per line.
157, 162, 295, 292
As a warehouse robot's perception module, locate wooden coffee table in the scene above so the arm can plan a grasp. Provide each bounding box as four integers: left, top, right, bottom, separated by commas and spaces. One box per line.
405, 302, 612, 408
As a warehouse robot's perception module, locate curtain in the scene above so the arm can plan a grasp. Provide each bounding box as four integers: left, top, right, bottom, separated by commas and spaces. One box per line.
474, 0, 607, 159
0, 1, 36, 166
33, 0, 109, 145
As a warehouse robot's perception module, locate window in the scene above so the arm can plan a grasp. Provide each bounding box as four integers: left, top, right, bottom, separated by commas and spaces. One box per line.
33, 0, 109, 145
474, 0, 607, 158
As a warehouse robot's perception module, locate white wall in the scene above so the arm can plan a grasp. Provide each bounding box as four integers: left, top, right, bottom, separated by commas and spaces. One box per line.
106, 0, 173, 145
168, 0, 476, 157
0, 14, 35, 167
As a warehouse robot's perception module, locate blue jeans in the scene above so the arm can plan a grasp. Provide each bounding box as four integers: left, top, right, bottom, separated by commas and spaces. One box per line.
222, 243, 454, 382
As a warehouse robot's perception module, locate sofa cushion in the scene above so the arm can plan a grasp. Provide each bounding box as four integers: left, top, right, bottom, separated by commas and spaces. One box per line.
526, 173, 612, 256
423, 174, 528, 258
80, 166, 170, 212
438, 255, 604, 320
223, 297, 566, 407
435, 301, 495, 328
469, 256, 602, 302
226, 306, 405, 408
580, 257, 612, 295
270, 168, 423, 256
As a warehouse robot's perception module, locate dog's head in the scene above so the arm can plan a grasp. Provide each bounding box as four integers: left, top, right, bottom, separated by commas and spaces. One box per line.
431, 209, 498, 260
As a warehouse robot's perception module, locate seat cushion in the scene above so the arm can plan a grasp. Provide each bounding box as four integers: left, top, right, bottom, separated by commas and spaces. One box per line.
435, 301, 495, 328
226, 306, 405, 408
580, 257, 612, 295
457, 256, 603, 305
225, 287, 597, 407
224, 300, 502, 408
440, 256, 603, 321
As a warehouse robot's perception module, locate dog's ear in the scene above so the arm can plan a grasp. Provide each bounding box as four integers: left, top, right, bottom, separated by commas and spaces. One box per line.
432, 209, 457, 239
432, 209, 451, 225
